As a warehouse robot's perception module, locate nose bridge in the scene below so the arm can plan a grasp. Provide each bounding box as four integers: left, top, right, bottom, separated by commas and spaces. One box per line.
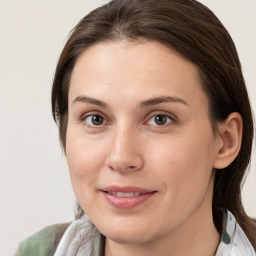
106, 123, 143, 172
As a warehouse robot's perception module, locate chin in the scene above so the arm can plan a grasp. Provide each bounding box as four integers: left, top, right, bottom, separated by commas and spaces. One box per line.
96, 219, 160, 245
106, 231, 154, 245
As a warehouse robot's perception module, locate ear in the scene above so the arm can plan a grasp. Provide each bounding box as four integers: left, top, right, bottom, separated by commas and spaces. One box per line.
214, 112, 243, 169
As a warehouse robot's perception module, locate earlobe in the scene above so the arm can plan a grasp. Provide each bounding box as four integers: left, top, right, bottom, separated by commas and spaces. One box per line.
213, 112, 243, 169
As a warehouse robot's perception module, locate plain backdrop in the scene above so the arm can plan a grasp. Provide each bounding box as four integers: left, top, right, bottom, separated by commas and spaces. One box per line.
0, 1, 255, 255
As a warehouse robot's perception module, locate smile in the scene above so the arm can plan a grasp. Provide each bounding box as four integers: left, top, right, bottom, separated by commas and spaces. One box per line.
102, 186, 156, 209
106, 191, 142, 197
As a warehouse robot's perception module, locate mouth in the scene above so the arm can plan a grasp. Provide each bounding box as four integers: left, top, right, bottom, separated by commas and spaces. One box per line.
101, 186, 157, 209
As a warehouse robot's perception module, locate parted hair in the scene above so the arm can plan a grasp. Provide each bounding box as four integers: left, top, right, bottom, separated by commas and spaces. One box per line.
51, 0, 256, 248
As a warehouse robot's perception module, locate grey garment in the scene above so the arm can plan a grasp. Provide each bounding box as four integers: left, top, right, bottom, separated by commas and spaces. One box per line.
14, 223, 70, 256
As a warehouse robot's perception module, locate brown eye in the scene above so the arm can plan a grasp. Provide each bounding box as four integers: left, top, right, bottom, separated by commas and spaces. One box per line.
154, 114, 168, 125
147, 114, 172, 126
85, 114, 106, 126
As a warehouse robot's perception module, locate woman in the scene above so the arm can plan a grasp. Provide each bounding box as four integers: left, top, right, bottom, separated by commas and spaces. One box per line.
15, 0, 256, 255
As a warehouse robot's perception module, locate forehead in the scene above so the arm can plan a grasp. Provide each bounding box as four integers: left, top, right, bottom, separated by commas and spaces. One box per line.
69, 40, 208, 109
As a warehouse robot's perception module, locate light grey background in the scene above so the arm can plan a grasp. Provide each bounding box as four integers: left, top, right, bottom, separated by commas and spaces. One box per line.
0, 1, 255, 255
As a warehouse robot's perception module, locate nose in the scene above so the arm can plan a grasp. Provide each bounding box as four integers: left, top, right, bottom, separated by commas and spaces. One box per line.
106, 127, 144, 173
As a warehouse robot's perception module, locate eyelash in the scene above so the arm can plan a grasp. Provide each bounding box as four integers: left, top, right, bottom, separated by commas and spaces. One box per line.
145, 113, 175, 127
81, 113, 109, 128
80, 112, 176, 128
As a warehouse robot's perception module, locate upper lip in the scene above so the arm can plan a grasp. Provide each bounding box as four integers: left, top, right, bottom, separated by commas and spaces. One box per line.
101, 185, 155, 194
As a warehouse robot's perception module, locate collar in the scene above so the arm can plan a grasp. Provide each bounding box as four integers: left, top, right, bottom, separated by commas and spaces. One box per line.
215, 210, 255, 255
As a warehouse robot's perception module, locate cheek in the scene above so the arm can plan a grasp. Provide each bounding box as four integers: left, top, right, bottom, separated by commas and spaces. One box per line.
65, 131, 107, 184
147, 128, 216, 194
65, 132, 109, 214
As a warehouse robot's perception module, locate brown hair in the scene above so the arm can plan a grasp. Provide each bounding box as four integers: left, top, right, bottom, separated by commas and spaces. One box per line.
52, 0, 256, 248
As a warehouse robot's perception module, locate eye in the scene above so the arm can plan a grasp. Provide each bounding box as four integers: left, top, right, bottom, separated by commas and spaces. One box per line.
147, 114, 173, 126
84, 114, 106, 127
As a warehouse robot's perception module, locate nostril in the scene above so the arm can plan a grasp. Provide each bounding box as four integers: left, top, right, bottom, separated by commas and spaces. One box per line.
106, 150, 144, 172
108, 164, 139, 172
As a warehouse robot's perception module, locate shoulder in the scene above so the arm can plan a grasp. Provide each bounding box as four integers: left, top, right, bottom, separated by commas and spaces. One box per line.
14, 223, 70, 256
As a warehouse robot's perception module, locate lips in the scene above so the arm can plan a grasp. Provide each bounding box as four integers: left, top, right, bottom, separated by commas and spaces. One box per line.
101, 186, 156, 209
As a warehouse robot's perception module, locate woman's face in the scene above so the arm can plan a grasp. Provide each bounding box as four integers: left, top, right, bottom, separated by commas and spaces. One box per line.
66, 41, 222, 244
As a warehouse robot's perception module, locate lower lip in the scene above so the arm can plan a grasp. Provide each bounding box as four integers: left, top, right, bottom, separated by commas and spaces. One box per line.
103, 191, 156, 209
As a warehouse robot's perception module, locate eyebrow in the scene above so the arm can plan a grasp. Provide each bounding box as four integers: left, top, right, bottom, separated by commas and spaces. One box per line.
72, 96, 107, 108
72, 95, 188, 109
139, 96, 188, 108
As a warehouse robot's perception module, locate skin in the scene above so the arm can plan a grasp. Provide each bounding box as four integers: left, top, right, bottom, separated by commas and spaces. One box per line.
66, 41, 230, 256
